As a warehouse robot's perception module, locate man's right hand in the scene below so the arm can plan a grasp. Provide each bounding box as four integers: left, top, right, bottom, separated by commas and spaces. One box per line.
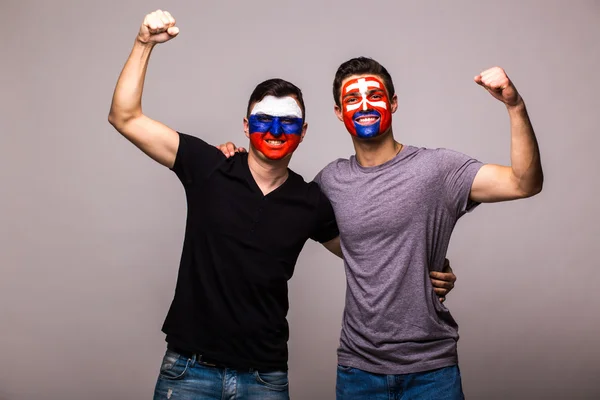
137, 10, 179, 45
216, 142, 247, 158
107, 9, 180, 169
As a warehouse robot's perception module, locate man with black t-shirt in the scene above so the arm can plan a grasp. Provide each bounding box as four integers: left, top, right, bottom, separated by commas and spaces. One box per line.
108, 10, 457, 400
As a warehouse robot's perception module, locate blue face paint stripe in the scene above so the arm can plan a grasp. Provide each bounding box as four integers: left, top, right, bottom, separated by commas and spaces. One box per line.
352, 110, 382, 138
355, 120, 381, 138
248, 115, 303, 136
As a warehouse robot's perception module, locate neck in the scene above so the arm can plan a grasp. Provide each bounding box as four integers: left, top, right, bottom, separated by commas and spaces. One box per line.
351, 129, 403, 167
247, 147, 290, 195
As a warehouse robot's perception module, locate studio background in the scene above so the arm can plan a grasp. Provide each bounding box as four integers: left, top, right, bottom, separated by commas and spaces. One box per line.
1, 0, 599, 399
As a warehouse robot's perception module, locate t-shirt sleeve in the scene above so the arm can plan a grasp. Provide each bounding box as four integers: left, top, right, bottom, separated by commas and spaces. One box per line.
171, 132, 226, 187
310, 184, 339, 243
438, 148, 484, 217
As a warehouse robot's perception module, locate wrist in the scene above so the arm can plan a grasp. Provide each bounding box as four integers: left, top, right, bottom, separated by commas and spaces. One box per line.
134, 37, 156, 49
506, 97, 525, 112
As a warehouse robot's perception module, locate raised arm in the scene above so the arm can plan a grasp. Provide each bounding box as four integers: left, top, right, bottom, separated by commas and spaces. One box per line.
108, 10, 180, 168
469, 67, 544, 203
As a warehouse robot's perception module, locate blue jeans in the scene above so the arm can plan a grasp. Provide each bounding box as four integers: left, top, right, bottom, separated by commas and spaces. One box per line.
153, 348, 289, 399
336, 364, 464, 400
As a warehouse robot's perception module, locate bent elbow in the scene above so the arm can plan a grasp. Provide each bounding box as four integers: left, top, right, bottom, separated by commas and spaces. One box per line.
519, 178, 544, 198
107, 108, 125, 129
107, 111, 118, 127
108, 110, 137, 133
533, 178, 544, 196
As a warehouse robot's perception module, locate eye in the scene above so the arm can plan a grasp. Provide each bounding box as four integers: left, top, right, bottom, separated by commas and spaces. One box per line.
280, 117, 295, 124
345, 97, 358, 104
257, 115, 273, 122
371, 94, 382, 100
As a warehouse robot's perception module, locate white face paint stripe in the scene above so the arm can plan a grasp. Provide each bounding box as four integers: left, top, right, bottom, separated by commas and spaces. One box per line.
345, 78, 381, 93
344, 78, 387, 112
346, 100, 388, 112
250, 96, 303, 118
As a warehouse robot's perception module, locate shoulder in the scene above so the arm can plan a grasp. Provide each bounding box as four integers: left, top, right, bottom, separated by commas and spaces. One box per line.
287, 168, 330, 205
430, 147, 481, 168
288, 168, 321, 193
314, 157, 351, 183
176, 132, 226, 160
403, 146, 476, 166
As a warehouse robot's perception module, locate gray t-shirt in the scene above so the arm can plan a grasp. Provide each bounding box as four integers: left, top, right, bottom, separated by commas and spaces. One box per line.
314, 145, 484, 375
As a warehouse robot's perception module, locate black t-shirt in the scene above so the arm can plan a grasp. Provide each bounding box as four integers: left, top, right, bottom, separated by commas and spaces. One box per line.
161, 132, 339, 370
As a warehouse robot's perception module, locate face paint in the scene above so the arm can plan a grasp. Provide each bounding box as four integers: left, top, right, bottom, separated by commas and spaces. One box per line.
248, 96, 304, 160
341, 76, 392, 138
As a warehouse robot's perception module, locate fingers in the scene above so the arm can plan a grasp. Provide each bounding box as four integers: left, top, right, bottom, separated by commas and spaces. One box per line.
476, 66, 509, 91
215, 142, 244, 158
216, 144, 232, 158
430, 270, 455, 298
144, 10, 178, 35
226, 142, 237, 156
430, 271, 456, 285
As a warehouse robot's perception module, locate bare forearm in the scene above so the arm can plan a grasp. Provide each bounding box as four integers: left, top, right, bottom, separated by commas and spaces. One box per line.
108, 40, 155, 125
507, 100, 543, 196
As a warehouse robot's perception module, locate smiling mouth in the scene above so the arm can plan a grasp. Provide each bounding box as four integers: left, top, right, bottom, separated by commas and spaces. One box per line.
354, 115, 380, 126
265, 139, 285, 146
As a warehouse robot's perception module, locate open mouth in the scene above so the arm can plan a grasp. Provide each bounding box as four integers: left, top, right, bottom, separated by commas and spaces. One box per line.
353, 111, 381, 126
265, 139, 286, 147
355, 116, 380, 126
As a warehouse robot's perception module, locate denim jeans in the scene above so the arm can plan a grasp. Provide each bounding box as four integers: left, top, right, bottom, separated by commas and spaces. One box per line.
153, 348, 289, 399
336, 364, 464, 400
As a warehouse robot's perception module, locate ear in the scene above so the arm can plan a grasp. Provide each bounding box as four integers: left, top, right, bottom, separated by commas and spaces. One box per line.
390, 94, 398, 114
299, 122, 308, 143
334, 104, 344, 122
243, 117, 250, 139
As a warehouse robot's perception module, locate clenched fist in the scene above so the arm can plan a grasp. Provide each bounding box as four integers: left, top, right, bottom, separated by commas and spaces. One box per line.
474, 67, 522, 107
137, 10, 179, 45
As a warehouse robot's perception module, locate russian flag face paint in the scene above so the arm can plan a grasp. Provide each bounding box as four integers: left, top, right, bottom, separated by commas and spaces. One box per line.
341, 76, 392, 139
248, 96, 304, 160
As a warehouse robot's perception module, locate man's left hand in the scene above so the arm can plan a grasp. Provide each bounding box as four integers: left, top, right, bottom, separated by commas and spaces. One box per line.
430, 258, 457, 303
474, 67, 522, 107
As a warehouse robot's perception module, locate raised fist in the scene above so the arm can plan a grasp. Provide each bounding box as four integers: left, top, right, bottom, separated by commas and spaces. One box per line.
474, 67, 522, 107
137, 10, 179, 45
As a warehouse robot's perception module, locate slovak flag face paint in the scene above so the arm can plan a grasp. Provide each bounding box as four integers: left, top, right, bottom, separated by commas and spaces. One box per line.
341, 76, 392, 138
248, 96, 304, 160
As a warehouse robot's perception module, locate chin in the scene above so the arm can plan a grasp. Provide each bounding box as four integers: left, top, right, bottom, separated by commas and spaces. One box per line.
262, 151, 292, 161
355, 131, 382, 139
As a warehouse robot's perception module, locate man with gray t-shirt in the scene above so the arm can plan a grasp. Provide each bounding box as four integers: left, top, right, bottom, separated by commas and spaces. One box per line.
316, 57, 543, 399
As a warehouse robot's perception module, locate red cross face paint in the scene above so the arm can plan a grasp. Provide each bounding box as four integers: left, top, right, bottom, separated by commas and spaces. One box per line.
248, 96, 304, 160
341, 76, 392, 139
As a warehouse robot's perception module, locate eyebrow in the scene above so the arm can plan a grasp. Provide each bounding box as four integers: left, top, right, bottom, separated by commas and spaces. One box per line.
343, 88, 385, 99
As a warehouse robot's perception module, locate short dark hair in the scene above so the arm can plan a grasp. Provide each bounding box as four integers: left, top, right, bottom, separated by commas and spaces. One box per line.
246, 78, 306, 120
332, 57, 395, 108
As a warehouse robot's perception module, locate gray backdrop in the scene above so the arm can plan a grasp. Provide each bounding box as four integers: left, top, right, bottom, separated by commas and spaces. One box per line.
2, 0, 599, 399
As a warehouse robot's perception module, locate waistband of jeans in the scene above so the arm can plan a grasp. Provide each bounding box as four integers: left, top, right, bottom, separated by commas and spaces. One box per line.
166, 344, 286, 373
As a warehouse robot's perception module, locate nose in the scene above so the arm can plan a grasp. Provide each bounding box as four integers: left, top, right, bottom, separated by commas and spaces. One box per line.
270, 118, 283, 136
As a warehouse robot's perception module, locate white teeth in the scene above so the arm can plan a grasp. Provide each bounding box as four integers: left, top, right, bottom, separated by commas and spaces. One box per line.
356, 117, 378, 124
266, 140, 283, 145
